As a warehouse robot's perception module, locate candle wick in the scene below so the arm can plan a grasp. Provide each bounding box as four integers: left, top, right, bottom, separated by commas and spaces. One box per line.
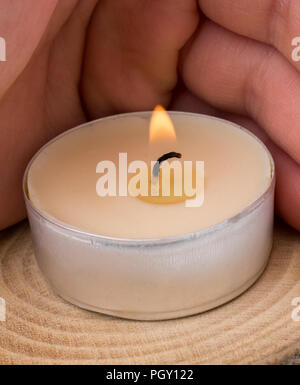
153, 152, 182, 177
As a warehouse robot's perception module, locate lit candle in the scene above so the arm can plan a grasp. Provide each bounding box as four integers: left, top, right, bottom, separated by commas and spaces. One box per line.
133, 106, 199, 205
27, 109, 272, 238
24, 110, 274, 320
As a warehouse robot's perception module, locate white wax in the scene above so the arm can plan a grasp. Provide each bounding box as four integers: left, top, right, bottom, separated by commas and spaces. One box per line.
27, 113, 272, 239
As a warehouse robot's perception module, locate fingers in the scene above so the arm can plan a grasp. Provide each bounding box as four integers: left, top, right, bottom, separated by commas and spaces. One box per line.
271, 142, 300, 231
222, 115, 300, 231
171, 87, 300, 231
182, 21, 300, 164
198, 0, 300, 70
0, 0, 58, 99
81, 0, 199, 117
0, 0, 91, 230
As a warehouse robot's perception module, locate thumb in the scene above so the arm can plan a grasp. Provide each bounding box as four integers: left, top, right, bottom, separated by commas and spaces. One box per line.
81, 0, 199, 118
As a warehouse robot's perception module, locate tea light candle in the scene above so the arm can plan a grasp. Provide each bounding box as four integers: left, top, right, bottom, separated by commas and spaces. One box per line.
24, 111, 275, 320
27, 111, 272, 238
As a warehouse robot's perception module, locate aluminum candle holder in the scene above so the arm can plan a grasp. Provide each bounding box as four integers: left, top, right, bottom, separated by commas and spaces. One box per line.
23, 113, 275, 321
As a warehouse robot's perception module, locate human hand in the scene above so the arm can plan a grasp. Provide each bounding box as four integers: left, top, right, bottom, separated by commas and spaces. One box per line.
1, 0, 299, 232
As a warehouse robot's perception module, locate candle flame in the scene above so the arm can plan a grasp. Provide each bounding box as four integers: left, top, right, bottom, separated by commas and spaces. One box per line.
149, 105, 177, 144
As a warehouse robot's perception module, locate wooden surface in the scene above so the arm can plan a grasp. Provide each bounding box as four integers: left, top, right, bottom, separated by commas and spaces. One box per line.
0, 219, 299, 365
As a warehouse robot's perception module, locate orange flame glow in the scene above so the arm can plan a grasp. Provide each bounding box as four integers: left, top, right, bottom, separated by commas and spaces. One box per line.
149, 105, 177, 144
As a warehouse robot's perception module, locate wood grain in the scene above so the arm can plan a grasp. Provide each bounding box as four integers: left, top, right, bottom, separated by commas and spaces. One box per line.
0, 219, 299, 365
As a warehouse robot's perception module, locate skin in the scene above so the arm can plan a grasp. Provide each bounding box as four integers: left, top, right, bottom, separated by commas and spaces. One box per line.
0, 0, 300, 231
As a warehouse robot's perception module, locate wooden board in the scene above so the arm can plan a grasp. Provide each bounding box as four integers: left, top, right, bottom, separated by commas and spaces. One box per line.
0, 219, 299, 364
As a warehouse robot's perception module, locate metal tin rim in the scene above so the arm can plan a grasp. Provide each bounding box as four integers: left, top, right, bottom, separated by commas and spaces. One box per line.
23, 111, 275, 246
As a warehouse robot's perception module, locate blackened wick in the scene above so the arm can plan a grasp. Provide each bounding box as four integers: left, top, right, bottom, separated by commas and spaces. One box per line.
153, 152, 182, 177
